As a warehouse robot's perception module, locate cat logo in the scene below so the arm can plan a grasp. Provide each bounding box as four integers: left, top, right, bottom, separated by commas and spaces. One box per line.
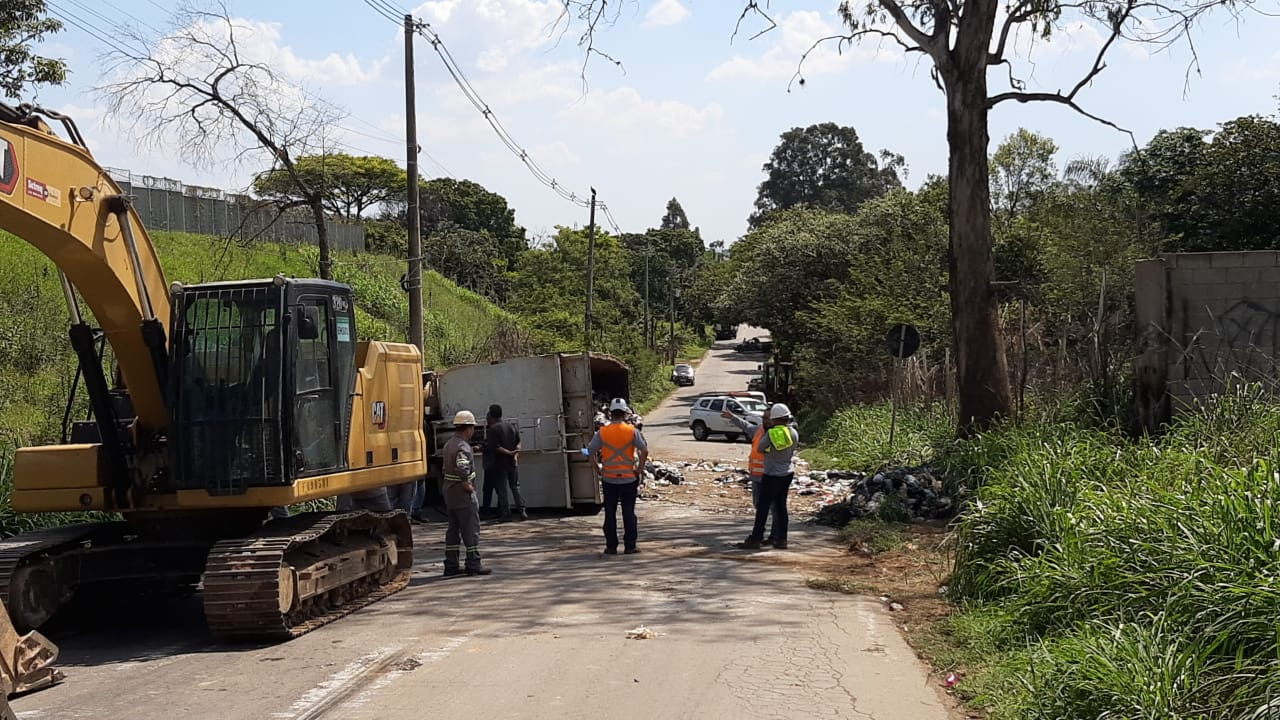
0, 137, 17, 196
372, 401, 387, 430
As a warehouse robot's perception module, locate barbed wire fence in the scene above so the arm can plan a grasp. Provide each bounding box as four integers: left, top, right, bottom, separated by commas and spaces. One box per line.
102, 167, 366, 252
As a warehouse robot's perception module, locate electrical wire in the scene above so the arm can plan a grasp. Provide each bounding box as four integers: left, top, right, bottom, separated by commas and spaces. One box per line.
358, 0, 621, 229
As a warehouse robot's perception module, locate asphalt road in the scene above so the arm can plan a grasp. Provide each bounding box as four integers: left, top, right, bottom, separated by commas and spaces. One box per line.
13, 505, 950, 720
643, 326, 773, 462
10, 327, 952, 720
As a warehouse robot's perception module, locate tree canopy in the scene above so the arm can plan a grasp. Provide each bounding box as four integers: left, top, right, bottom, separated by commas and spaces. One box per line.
253, 153, 403, 220
660, 197, 691, 231
1119, 115, 1280, 253
0, 0, 67, 99
751, 122, 902, 228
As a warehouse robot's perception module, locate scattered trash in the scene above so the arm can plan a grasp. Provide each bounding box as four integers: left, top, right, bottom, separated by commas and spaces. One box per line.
945, 672, 960, 688
626, 626, 657, 640
889, 602, 905, 612
813, 465, 959, 525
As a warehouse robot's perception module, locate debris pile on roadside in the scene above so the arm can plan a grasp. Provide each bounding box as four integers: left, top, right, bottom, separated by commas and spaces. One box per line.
813, 466, 955, 526
645, 456, 957, 524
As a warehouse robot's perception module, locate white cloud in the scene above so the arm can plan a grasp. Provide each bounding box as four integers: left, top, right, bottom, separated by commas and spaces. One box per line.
223, 19, 385, 86
642, 0, 689, 29
707, 10, 897, 83
557, 87, 722, 138
413, 0, 564, 56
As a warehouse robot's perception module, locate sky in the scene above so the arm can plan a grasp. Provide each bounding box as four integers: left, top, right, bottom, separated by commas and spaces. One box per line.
25, 0, 1280, 245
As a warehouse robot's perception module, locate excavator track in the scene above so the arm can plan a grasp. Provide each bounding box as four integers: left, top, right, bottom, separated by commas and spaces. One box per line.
202, 510, 413, 642
0, 525, 99, 632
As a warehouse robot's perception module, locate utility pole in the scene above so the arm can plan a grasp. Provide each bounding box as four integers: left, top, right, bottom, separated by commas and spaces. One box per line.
584, 187, 597, 350
643, 249, 650, 350
404, 13, 424, 354
668, 266, 677, 365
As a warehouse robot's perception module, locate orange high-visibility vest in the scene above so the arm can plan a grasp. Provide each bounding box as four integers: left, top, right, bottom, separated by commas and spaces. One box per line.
599, 422, 638, 479
748, 426, 766, 476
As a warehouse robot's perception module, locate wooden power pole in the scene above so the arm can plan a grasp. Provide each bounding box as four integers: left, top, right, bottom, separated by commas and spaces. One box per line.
584, 188, 597, 350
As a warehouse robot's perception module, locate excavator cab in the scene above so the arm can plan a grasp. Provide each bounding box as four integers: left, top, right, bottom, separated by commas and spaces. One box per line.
168, 276, 358, 495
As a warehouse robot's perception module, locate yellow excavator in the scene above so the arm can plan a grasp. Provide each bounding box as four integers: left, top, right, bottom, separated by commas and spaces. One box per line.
0, 102, 424, 641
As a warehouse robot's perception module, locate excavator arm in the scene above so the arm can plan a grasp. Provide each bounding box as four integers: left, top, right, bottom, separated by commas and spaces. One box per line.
0, 103, 170, 435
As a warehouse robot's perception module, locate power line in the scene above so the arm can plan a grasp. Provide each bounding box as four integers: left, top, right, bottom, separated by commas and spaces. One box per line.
359, 2, 619, 226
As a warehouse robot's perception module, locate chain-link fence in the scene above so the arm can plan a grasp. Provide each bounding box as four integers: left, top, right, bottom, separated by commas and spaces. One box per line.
102, 167, 365, 252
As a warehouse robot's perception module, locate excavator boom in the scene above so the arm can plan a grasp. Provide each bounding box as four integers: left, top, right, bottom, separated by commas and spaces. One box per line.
0, 103, 170, 433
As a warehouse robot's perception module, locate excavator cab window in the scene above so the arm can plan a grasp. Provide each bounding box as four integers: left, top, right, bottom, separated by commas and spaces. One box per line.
170, 284, 287, 494
289, 299, 341, 475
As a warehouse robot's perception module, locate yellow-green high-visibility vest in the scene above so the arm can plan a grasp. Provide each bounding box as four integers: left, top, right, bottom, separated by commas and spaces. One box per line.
767, 425, 794, 451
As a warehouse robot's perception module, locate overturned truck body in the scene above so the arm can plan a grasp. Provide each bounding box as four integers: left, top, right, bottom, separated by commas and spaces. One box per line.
425, 353, 629, 508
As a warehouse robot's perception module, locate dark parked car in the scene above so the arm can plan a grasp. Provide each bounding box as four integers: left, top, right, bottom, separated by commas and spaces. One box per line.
734, 337, 774, 354
672, 363, 696, 386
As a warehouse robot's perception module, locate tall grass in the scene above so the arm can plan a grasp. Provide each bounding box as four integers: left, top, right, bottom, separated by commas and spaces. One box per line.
947, 385, 1280, 718
813, 402, 955, 471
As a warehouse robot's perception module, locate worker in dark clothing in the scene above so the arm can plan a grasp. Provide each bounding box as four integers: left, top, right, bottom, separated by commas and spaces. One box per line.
483, 404, 527, 521
442, 410, 491, 577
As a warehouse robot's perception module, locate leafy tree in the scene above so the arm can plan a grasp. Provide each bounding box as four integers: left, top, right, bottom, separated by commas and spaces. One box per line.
555, 0, 1250, 431
1119, 116, 1280, 253
661, 197, 691, 231
423, 223, 508, 299
1, 0, 67, 99
509, 227, 639, 347
990, 129, 1059, 224
253, 153, 403, 219
420, 178, 528, 270
728, 207, 864, 351
801, 188, 950, 406
750, 122, 902, 227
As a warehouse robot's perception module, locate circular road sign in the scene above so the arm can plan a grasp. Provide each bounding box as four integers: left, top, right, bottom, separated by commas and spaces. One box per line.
885, 323, 921, 359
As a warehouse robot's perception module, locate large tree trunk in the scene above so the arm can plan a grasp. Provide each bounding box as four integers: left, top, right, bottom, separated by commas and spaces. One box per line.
311, 198, 332, 280
945, 71, 1011, 432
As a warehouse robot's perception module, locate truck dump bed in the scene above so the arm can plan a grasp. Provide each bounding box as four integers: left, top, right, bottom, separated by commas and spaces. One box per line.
431, 352, 629, 508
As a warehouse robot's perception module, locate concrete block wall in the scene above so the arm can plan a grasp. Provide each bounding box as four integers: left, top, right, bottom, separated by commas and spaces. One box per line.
1135, 251, 1280, 423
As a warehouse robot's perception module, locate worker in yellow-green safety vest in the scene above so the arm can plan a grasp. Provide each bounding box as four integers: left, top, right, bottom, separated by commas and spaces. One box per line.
441, 410, 492, 577
737, 403, 799, 550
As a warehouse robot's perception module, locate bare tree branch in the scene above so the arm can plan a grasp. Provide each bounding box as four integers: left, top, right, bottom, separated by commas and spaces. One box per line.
731, 1, 778, 43
95, 0, 346, 278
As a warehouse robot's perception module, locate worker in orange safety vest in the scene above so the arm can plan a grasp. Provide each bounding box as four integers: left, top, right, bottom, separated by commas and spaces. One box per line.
584, 398, 649, 555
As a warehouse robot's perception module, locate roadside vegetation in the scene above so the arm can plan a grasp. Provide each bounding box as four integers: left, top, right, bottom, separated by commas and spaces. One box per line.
812, 388, 1280, 719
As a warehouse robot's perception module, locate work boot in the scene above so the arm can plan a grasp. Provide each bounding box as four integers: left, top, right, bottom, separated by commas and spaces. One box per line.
498, 513, 514, 523
443, 567, 464, 577
518, 509, 529, 521
772, 541, 788, 550
624, 547, 640, 555
465, 566, 493, 576
603, 547, 618, 555
736, 537, 763, 549
763, 536, 776, 546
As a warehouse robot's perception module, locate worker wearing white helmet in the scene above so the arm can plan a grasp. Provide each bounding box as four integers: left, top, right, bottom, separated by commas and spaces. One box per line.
584, 397, 649, 555
441, 410, 492, 577
738, 402, 799, 550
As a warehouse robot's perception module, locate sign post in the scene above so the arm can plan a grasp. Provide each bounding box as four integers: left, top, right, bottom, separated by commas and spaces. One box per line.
884, 323, 921, 448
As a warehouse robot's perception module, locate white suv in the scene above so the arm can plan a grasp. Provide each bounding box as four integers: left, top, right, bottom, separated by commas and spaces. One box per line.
689, 394, 769, 442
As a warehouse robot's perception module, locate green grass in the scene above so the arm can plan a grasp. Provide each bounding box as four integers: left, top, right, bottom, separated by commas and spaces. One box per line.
934, 385, 1280, 718
810, 401, 955, 472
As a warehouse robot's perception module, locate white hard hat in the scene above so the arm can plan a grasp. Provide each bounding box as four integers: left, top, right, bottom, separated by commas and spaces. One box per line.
769, 403, 792, 419
609, 398, 630, 413
453, 410, 476, 426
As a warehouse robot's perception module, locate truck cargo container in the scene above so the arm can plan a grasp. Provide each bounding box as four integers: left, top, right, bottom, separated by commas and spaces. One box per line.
424, 352, 630, 508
